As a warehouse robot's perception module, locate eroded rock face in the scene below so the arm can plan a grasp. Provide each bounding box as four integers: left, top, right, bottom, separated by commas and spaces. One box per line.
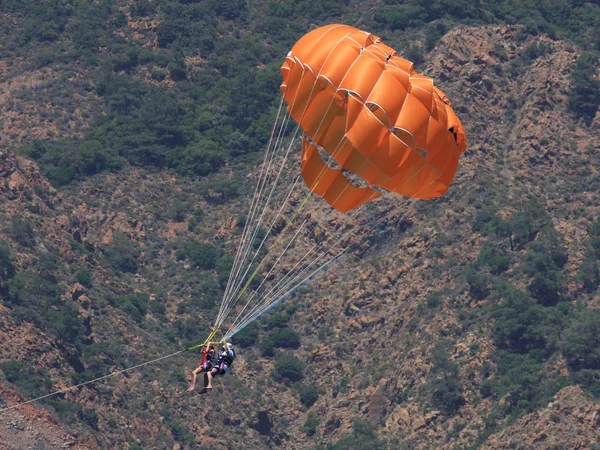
482, 386, 600, 450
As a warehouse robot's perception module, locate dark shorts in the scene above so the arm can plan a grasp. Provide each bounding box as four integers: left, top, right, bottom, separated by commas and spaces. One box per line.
213, 361, 229, 376
198, 360, 213, 371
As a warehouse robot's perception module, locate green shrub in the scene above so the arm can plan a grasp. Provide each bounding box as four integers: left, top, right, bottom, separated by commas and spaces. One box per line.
323, 418, 386, 450
113, 293, 149, 323
75, 269, 93, 288
562, 309, 600, 372
79, 408, 99, 430
264, 312, 290, 329
465, 267, 490, 300
9, 216, 35, 247
424, 342, 464, 416
0, 361, 52, 398
104, 233, 140, 273
259, 336, 275, 357
185, 241, 218, 270
273, 353, 303, 382
491, 284, 551, 354
149, 300, 167, 316
302, 415, 319, 436
169, 199, 186, 222
269, 327, 300, 349
235, 322, 259, 348
0, 240, 15, 282
579, 249, 600, 292
569, 51, 600, 125
297, 383, 319, 407
477, 244, 511, 274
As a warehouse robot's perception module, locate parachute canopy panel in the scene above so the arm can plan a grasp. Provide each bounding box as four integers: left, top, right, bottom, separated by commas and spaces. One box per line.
280, 24, 467, 211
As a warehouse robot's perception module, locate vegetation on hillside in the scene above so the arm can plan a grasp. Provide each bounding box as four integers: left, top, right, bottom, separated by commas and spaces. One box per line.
1, 0, 597, 185
0, 0, 599, 448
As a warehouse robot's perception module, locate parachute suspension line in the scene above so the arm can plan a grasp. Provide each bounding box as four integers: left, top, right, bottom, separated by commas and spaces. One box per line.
215, 126, 301, 328
216, 62, 321, 328
216, 115, 359, 336
219, 124, 303, 315
223, 247, 347, 340
218, 95, 287, 321
215, 68, 329, 329
223, 207, 362, 339
216, 100, 297, 327
220, 122, 372, 337
218, 47, 388, 336
227, 163, 439, 336
0, 350, 184, 415
223, 218, 309, 332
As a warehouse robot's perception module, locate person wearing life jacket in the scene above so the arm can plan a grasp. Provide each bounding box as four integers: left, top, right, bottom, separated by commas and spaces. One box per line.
187, 344, 216, 392
202, 341, 235, 392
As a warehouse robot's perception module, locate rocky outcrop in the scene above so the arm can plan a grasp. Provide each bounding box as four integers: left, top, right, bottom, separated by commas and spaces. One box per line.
483, 386, 599, 449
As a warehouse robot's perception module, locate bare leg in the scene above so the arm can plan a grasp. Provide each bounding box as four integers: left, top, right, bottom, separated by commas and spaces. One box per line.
205, 369, 216, 389
187, 367, 203, 391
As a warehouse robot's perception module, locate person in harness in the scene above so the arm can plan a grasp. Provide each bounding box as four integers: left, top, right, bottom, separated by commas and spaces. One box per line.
187, 343, 216, 392
201, 341, 235, 393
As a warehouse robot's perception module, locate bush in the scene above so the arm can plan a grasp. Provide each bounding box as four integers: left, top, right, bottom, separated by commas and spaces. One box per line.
492, 352, 560, 416
323, 418, 386, 450
302, 415, 319, 436
113, 293, 149, 323
75, 269, 93, 288
0, 361, 52, 398
509, 199, 550, 249
149, 300, 166, 316
185, 241, 218, 270
259, 336, 275, 357
264, 312, 290, 329
491, 284, 552, 354
215, 255, 233, 287
269, 327, 300, 349
580, 249, 600, 292
297, 383, 319, 407
79, 408, 99, 430
235, 322, 259, 348
569, 51, 600, 125
477, 244, 511, 274
104, 233, 140, 273
9, 216, 35, 247
0, 240, 15, 282
169, 199, 186, 222
425, 342, 464, 416
465, 267, 490, 300
273, 353, 303, 382
562, 309, 600, 372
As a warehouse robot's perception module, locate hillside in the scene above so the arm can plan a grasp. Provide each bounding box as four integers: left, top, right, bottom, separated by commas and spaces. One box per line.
1, 1, 600, 449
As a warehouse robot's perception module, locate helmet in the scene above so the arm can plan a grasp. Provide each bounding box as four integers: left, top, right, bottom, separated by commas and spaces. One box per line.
226, 343, 234, 351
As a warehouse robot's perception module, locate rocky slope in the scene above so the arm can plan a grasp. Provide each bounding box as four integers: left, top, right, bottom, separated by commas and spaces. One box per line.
1, 23, 599, 450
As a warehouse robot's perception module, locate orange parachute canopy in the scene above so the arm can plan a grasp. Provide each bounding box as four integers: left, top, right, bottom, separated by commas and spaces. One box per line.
280, 24, 467, 212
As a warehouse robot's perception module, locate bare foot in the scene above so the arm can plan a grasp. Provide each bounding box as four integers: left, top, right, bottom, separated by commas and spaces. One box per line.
187, 385, 195, 392
205, 385, 213, 390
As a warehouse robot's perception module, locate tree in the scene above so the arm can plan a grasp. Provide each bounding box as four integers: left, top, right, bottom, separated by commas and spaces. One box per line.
562, 309, 600, 372
235, 322, 259, 348
273, 353, 303, 382
569, 51, 600, 125
297, 383, 319, 407
9, 216, 35, 247
425, 342, 464, 416
185, 241, 218, 270
491, 284, 550, 354
0, 241, 15, 282
104, 233, 140, 273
